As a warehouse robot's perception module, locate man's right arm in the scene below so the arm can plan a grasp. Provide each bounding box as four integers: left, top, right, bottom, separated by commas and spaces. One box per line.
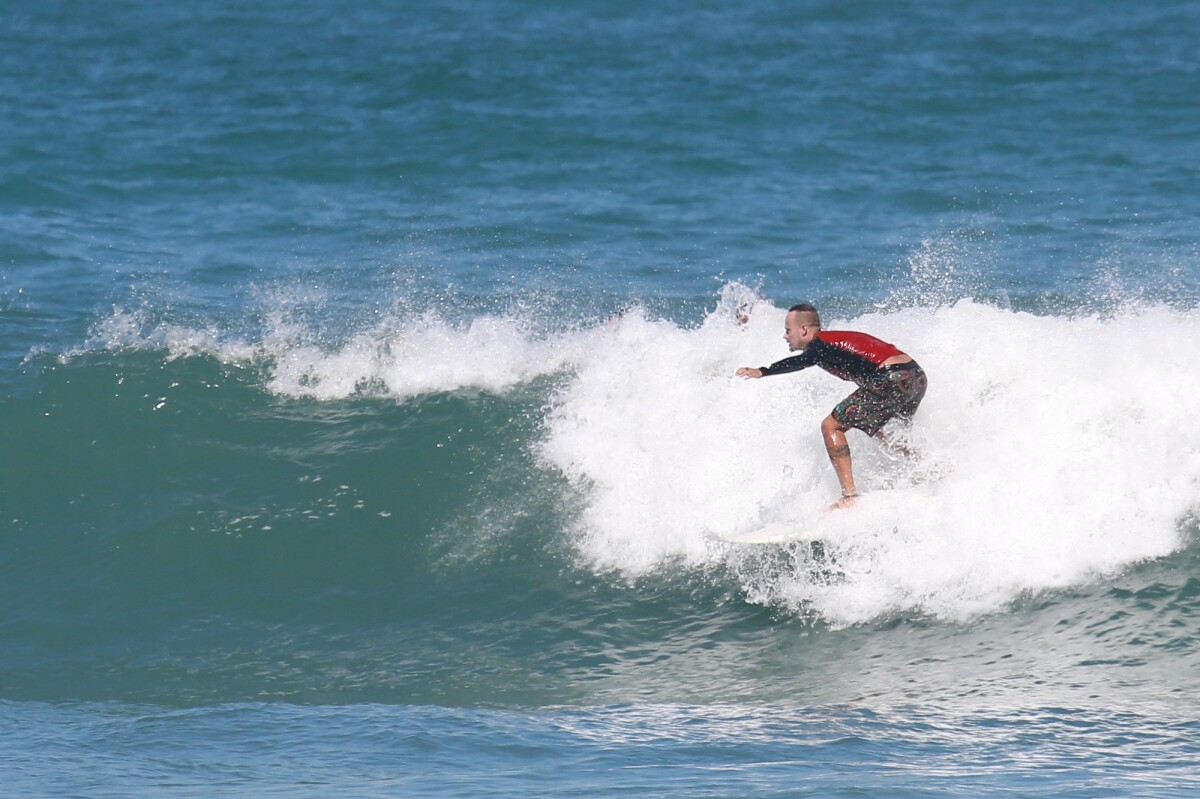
758, 351, 816, 377
737, 350, 816, 379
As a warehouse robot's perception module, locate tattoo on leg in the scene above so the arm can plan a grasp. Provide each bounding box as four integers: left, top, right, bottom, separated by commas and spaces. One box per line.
829, 444, 851, 458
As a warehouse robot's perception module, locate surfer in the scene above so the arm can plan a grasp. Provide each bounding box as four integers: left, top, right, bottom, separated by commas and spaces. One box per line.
737, 303, 927, 509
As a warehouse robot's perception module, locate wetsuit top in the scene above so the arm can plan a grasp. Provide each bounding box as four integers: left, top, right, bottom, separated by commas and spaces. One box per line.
758, 331, 906, 386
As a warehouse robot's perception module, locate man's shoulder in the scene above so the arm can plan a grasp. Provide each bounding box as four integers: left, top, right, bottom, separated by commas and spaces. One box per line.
818, 330, 889, 349
814, 330, 865, 348
817, 329, 868, 341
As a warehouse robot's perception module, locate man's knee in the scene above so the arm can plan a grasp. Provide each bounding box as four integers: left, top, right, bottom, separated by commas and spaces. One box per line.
821, 414, 845, 436
821, 416, 851, 454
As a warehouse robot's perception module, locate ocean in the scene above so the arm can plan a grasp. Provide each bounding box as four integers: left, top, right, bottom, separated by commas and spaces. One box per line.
3, 1, 1199, 796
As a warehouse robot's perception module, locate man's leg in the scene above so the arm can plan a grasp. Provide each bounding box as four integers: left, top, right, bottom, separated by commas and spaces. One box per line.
873, 366, 926, 459
821, 414, 858, 507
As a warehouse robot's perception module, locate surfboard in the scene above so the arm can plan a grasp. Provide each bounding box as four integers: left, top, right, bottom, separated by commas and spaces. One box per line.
718, 521, 823, 545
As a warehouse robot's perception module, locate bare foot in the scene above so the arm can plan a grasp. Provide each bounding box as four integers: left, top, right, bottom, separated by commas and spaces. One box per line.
829, 493, 859, 511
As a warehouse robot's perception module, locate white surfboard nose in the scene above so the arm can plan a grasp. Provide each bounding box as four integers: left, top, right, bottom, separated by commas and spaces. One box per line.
718, 522, 823, 545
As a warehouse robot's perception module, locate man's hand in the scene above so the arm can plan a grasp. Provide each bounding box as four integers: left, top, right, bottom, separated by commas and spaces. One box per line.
736, 367, 763, 379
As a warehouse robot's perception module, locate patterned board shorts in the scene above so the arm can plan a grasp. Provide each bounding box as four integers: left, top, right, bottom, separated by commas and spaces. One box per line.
832, 362, 928, 436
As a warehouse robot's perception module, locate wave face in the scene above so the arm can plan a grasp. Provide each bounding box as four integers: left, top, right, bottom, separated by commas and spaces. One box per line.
4, 287, 1199, 712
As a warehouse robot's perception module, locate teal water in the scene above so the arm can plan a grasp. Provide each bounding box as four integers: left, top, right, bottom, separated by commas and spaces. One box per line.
4, 1, 1200, 796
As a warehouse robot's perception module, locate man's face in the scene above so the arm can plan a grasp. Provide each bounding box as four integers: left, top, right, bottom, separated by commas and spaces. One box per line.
784, 311, 815, 351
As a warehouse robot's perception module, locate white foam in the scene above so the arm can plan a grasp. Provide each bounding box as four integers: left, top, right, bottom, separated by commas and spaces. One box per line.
78, 305, 591, 400
261, 310, 587, 400
538, 297, 1200, 625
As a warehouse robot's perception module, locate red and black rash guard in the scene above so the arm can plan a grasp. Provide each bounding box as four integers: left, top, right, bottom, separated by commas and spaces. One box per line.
758, 331, 905, 386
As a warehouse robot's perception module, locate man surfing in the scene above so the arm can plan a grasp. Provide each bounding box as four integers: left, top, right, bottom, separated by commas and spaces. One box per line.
737, 303, 927, 508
